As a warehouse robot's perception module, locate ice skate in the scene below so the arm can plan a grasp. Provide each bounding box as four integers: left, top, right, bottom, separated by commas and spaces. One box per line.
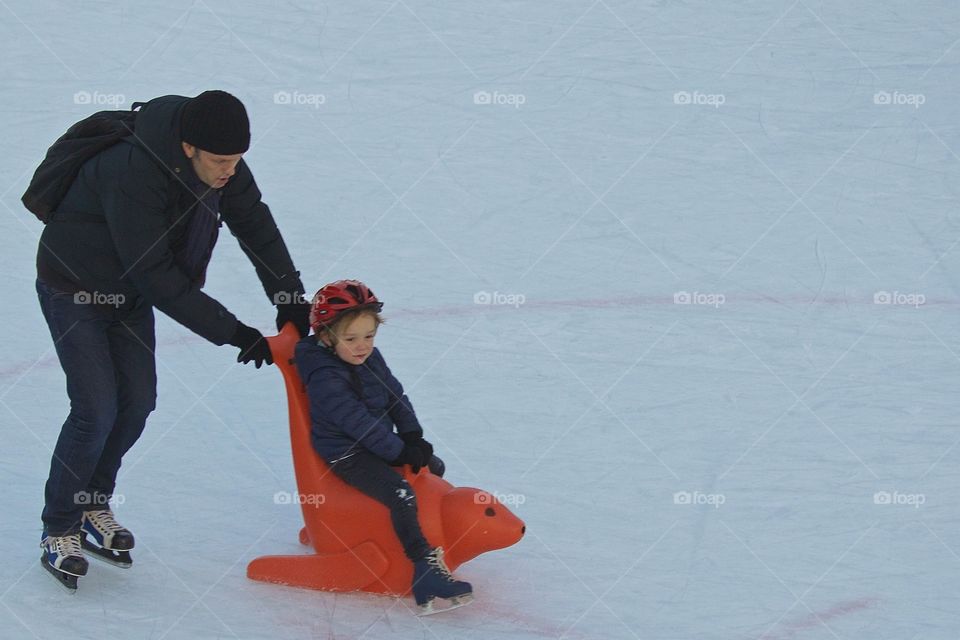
81, 509, 134, 568
40, 532, 88, 592
412, 547, 473, 615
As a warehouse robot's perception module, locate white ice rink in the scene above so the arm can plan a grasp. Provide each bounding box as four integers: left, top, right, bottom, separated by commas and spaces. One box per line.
1, 1, 959, 638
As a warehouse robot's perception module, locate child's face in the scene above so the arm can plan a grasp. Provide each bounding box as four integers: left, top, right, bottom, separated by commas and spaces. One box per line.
325, 313, 378, 365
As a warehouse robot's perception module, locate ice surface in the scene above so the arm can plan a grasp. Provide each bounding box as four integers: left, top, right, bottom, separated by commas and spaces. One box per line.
1, 1, 959, 638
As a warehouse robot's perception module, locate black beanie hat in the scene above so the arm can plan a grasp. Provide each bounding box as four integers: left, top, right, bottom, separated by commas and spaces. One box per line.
180, 90, 250, 155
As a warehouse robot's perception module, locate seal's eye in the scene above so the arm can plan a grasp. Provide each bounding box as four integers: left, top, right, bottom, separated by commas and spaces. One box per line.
484, 507, 496, 517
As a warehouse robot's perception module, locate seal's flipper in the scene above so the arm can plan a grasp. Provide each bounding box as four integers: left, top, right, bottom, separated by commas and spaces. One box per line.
247, 541, 389, 592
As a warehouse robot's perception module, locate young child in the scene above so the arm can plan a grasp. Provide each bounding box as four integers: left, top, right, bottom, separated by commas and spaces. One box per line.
294, 279, 472, 612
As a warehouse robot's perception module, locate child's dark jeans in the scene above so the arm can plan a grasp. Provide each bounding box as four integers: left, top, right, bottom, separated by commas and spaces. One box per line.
328, 451, 444, 561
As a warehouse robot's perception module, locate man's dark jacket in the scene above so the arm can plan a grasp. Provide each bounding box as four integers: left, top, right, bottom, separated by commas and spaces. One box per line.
36, 95, 302, 345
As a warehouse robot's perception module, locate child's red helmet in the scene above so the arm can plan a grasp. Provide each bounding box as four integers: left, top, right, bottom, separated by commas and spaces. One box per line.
309, 280, 382, 333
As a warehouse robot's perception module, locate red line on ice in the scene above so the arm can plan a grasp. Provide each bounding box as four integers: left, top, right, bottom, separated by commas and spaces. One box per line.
4, 290, 953, 380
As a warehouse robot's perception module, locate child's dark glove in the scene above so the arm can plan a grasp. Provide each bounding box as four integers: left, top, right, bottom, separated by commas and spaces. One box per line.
400, 431, 434, 461
391, 445, 426, 473
230, 322, 274, 368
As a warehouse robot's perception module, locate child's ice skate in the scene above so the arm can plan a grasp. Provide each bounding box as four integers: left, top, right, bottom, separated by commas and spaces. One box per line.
412, 547, 473, 615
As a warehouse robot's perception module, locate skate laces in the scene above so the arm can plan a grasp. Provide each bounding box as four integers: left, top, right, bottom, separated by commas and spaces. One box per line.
42, 533, 82, 557
84, 509, 125, 534
426, 548, 456, 582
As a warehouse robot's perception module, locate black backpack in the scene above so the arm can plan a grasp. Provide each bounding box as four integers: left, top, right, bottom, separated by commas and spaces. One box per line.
22, 103, 142, 222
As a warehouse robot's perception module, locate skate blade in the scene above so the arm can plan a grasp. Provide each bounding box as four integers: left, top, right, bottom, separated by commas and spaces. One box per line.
40, 558, 79, 593
81, 538, 133, 568
417, 593, 474, 616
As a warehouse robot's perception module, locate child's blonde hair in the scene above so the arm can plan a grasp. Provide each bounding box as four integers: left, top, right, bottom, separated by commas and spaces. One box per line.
317, 307, 384, 346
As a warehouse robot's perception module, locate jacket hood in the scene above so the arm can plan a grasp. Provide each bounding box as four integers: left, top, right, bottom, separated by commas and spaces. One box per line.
295, 337, 344, 378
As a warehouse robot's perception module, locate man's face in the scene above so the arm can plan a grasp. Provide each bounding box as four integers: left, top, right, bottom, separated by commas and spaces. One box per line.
181, 142, 242, 189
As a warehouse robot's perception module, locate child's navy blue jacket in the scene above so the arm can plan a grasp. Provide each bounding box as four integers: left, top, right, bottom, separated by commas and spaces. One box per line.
294, 337, 423, 463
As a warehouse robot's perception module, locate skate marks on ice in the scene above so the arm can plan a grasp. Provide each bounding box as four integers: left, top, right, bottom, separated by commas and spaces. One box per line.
755, 596, 880, 640
419, 599, 597, 639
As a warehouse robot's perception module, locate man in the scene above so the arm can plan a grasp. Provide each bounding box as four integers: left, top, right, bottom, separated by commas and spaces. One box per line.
35, 90, 310, 587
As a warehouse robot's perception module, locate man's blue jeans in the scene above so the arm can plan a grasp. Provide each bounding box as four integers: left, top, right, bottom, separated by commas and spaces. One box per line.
36, 279, 157, 535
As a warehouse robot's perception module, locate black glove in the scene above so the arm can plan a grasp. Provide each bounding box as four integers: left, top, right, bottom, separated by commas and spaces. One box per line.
400, 431, 434, 461
275, 297, 312, 337
230, 322, 273, 368
390, 445, 426, 473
